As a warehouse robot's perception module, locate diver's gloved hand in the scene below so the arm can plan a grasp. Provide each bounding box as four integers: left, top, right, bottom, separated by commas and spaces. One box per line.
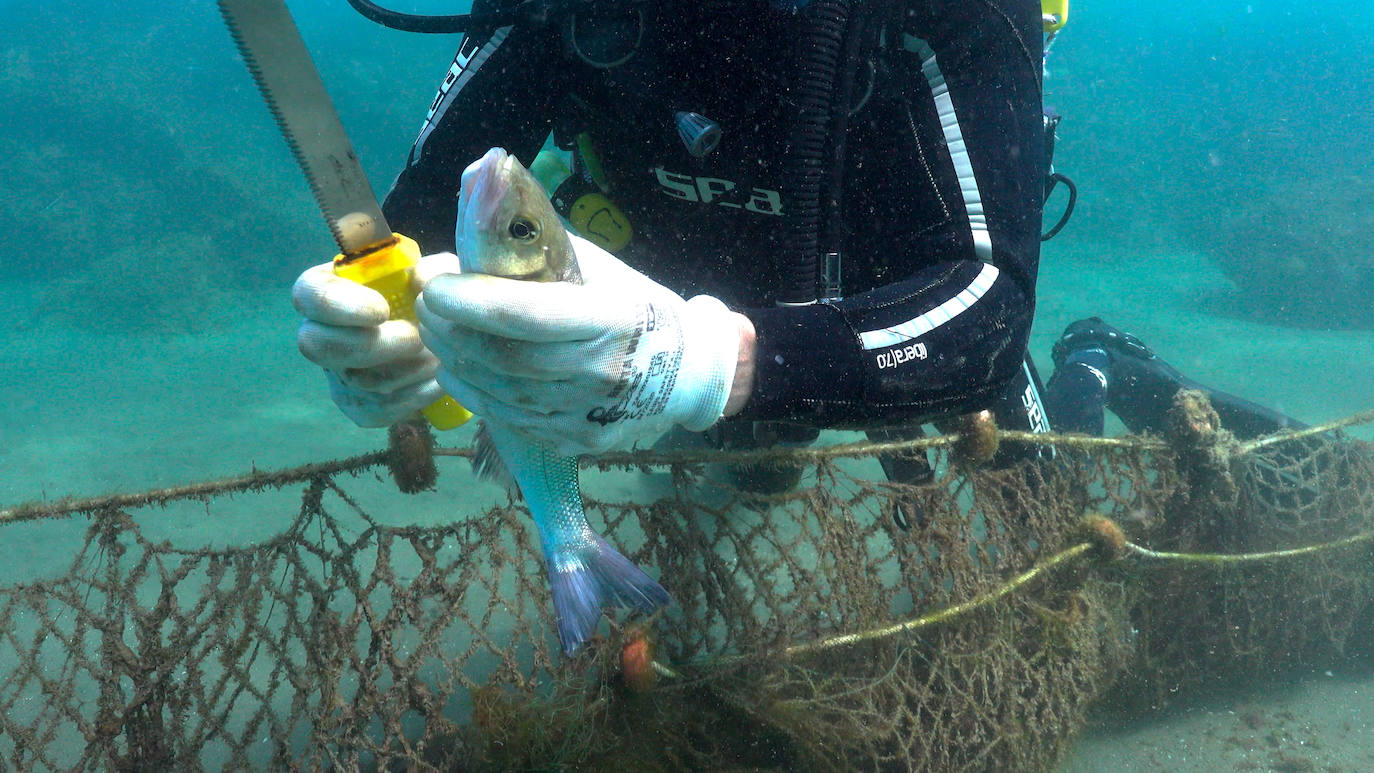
416, 235, 742, 456
293, 253, 462, 427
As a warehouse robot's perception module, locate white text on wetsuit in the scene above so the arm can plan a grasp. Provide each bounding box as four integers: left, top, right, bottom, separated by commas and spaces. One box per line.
653, 168, 784, 216
1022, 383, 1050, 434
876, 342, 928, 370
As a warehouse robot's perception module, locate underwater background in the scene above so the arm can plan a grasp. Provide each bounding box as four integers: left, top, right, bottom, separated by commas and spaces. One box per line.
1, 0, 1371, 769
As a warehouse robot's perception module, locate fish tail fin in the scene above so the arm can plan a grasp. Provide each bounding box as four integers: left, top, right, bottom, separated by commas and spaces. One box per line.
548, 535, 672, 655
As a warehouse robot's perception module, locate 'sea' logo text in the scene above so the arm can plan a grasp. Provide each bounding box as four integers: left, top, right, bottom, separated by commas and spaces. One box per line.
653, 168, 784, 216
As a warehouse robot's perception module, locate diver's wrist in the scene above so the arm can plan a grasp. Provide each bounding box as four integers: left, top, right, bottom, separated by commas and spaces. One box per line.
722, 312, 756, 418
673, 297, 744, 431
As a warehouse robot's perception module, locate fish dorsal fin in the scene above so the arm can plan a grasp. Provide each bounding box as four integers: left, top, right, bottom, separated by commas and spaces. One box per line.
472, 422, 522, 498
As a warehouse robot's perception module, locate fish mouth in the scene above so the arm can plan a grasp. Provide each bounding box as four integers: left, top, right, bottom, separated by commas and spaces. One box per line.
470, 147, 514, 229
456, 147, 517, 273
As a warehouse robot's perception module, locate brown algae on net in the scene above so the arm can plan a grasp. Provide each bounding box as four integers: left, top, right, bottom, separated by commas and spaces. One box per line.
0, 399, 1370, 769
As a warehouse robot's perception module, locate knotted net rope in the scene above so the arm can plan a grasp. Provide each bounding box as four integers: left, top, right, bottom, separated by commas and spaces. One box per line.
0, 396, 1370, 771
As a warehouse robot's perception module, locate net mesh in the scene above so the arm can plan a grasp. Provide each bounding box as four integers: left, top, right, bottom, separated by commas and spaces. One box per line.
1, 393, 1371, 771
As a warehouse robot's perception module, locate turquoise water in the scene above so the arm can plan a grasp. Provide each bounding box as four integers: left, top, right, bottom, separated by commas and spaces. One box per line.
0, 0, 1371, 769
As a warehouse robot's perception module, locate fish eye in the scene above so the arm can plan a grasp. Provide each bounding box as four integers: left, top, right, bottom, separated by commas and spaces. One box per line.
508, 218, 539, 241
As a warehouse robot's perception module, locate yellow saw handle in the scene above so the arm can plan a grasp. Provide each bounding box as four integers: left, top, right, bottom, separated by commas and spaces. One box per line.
1042, 0, 1068, 32
332, 233, 473, 430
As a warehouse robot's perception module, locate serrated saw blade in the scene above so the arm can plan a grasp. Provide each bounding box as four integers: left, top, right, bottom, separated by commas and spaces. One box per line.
219, 0, 393, 257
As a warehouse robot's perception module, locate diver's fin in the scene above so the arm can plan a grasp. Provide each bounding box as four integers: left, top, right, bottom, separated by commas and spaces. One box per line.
548, 534, 672, 655
471, 421, 520, 497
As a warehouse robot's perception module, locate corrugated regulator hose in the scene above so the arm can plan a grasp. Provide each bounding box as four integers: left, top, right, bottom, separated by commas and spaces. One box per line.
777, 0, 850, 306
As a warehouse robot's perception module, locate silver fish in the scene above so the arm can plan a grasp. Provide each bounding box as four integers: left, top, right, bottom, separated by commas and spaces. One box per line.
454, 147, 671, 654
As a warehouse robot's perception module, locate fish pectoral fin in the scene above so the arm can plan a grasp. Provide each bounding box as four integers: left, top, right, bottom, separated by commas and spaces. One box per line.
472, 421, 522, 497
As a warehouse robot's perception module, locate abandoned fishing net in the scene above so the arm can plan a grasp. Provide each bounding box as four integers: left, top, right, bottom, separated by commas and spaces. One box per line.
0, 392, 1370, 771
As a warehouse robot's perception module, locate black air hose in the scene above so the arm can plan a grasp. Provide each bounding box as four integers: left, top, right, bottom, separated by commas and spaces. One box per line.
777, 0, 850, 305
343, 0, 542, 34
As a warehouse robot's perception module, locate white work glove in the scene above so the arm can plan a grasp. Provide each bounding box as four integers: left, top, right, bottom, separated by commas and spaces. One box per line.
293, 253, 461, 427
415, 234, 741, 456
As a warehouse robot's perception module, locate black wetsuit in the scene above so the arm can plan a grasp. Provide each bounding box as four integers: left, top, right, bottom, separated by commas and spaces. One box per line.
383, 0, 1050, 436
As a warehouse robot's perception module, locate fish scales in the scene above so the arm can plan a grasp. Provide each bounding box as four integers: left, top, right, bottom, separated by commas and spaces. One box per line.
454, 147, 671, 654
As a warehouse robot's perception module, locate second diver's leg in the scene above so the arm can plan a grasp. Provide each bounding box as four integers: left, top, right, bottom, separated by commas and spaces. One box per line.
1044, 347, 1109, 436
1046, 317, 1305, 440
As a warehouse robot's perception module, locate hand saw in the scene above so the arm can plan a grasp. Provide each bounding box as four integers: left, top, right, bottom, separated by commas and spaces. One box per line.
219, 0, 471, 430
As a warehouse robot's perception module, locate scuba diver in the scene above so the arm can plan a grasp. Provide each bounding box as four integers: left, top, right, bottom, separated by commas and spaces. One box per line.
292, 0, 1302, 491
294, 0, 1053, 474
1045, 316, 1304, 439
